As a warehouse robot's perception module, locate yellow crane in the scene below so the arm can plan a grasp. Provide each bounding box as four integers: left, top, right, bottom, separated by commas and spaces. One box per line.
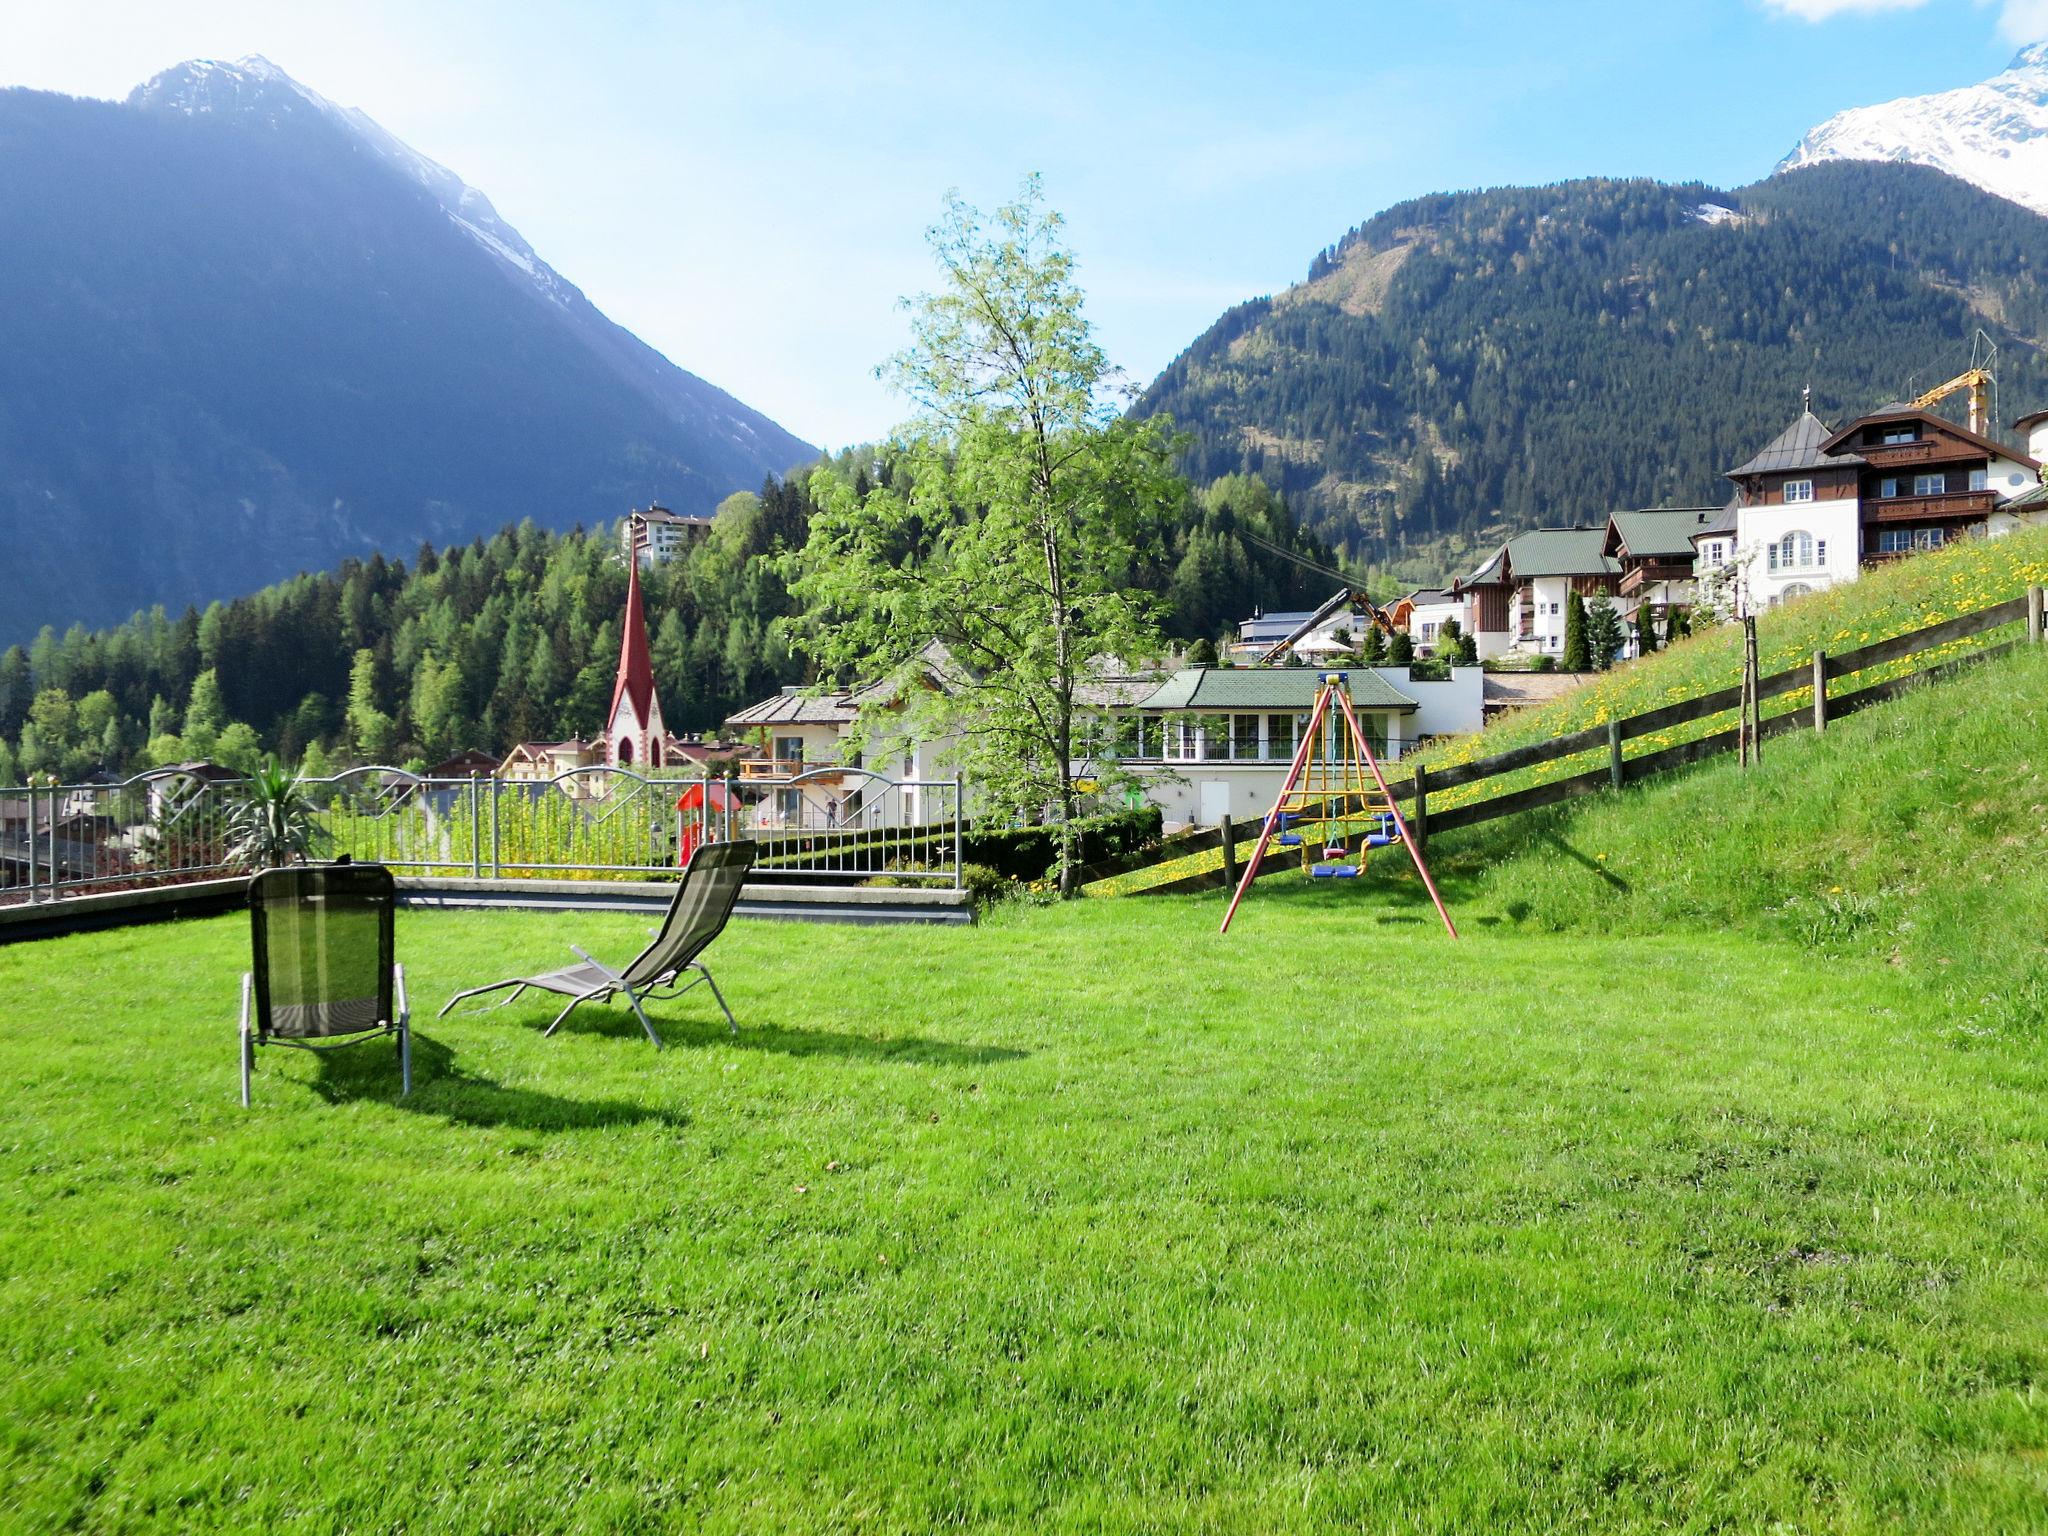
1912, 367, 1993, 435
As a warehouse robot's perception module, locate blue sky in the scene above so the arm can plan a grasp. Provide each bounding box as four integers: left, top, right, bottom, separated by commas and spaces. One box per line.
4, 1, 2044, 450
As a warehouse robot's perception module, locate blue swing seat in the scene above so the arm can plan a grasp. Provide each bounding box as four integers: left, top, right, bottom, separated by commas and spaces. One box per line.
1310, 864, 1362, 879
1276, 833, 1302, 847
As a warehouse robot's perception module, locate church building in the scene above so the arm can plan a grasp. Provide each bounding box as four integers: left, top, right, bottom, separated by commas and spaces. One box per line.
606, 552, 668, 770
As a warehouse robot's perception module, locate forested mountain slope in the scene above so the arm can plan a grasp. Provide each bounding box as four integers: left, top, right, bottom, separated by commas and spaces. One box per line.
1138, 162, 2048, 576
0, 58, 815, 639
0, 471, 1340, 782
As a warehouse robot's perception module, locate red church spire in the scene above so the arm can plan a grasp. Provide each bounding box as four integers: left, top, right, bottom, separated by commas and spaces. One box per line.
606, 539, 663, 767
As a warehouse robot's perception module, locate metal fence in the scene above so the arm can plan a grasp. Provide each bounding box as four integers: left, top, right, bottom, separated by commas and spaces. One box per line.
0, 763, 964, 906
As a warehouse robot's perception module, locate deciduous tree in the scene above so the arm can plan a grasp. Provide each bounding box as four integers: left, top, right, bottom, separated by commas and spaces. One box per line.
788, 179, 1184, 894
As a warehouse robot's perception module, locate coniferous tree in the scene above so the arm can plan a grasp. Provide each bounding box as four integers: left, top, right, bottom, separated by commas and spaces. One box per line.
1563, 592, 1591, 672
1587, 592, 1625, 671
1387, 630, 1414, 666
1634, 605, 1658, 659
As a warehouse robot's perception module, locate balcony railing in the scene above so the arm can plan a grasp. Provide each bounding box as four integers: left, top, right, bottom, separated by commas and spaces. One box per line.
1862, 490, 1996, 523
1619, 561, 1692, 596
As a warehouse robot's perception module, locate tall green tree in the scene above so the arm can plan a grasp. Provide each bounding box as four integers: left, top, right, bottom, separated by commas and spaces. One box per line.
1634, 603, 1658, 660
1563, 592, 1591, 672
1586, 591, 1626, 671
346, 649, 396, 764
788, 179, 1184, 894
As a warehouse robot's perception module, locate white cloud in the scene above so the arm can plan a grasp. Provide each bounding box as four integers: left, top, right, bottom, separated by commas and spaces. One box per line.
1997, 0, 2048, 42
1759, 0, 1929, 18
1760, 0, 2047, 41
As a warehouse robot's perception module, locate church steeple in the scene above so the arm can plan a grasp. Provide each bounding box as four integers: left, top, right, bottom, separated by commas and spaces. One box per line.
606, 547, 665, 769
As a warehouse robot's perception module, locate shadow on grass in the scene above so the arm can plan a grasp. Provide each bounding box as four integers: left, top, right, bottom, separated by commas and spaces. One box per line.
304, 1033, 690, 1131
1537, 832, 1632, 894
451, 997, 1028, 1067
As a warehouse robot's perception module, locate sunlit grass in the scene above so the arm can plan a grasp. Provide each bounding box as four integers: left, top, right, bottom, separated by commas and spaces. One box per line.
3, 889, 2046, 1531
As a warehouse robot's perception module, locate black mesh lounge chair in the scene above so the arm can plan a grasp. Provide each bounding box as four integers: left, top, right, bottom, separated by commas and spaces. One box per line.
438, 839, 757, 1048
241, 861, 410, 1106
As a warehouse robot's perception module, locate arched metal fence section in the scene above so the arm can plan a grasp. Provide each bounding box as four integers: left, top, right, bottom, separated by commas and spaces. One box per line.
0, 765, 965, 905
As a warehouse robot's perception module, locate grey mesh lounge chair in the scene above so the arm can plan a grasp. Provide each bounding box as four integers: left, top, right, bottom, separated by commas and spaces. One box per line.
241, 861, 410, 1106
438, 839, 757, 1048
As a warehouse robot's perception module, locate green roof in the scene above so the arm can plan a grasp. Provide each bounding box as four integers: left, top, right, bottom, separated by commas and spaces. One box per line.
1504, 528, 1621, 579
1136, 668, 1419, 713
1607, 508, 1718, 560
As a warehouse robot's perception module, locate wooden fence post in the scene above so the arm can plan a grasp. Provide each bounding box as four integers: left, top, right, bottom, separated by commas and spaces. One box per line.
1811, 650, 1827, 732
1219, 814, 1237, 892
1412, 764, 1429, 848
2029, 585, 2044, 645
1607, 719, 1623, 789
1740, 616, 1761, 768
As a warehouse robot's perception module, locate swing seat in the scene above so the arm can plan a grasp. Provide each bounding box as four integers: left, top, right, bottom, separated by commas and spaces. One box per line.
1276, 834, 1302, 847
1322, 845, 1346, 859
1310, 864, 1361, 879
1365, 834, 1396, 848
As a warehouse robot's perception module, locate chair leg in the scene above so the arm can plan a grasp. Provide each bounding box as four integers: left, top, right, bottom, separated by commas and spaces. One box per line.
697, 963, 738, 1036
239, 972, 253, 1108
543, 994, 589, 1038
621, 987, 664, 1050
438, 980, 526, 1018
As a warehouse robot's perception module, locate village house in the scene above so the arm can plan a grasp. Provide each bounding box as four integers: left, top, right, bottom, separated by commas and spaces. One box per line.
1229, 595, 1380, 663
1454, 527, 1621, 661
1115, 665, 1484, 828
1388, 588, 1469, 656
620, 502, 714, 567
1704, 400, 2047, 608
1602, 507, 1719, 628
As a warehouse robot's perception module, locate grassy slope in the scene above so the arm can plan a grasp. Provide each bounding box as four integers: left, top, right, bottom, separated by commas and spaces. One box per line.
1096, 528, 2048, 897
3, 901, 2047, 1532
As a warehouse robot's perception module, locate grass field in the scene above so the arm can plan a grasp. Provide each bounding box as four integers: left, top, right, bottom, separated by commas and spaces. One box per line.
5, 886, 2047, 1531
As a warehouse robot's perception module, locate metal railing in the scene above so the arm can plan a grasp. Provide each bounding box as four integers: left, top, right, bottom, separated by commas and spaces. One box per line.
1, 763, 965, 907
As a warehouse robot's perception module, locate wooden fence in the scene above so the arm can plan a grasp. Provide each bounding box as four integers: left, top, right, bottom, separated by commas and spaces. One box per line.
1393, 586, 2044, 843
1121, 585, 2046, 895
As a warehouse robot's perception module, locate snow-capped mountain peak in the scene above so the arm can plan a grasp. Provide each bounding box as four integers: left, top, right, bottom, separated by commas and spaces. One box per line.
1778, 44, 2048, 217
129, 55, 568, 301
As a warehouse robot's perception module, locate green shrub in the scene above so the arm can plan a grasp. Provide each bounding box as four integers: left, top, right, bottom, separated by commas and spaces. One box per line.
965, 806, 1164, 881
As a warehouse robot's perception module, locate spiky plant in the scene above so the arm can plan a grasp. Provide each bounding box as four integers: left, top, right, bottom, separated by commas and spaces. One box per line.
226, 757, 329, 869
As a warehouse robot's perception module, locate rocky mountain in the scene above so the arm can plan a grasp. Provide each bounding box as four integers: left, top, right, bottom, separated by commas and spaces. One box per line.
1780, 43, 2048, 219
1137, 161, 2048, 575
0, 57, 815, 638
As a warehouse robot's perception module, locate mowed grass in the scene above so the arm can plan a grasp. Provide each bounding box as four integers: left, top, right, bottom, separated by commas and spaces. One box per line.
3, 895, 2047, 1532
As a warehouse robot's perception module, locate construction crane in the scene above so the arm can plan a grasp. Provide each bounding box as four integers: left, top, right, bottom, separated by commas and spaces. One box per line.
1911, 367, 1994, 435
1910, 329, 1999, 435
1236, 530, 1393, 665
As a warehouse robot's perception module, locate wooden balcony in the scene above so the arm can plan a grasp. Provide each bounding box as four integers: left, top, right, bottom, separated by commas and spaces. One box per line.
1856, 439, 1946, 466
736, 756, 844, 783
1861, 490, 1995, 524
1619, 561, 1692, 596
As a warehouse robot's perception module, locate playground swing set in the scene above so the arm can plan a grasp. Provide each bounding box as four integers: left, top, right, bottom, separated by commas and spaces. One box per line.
1219, 672, 1458, 938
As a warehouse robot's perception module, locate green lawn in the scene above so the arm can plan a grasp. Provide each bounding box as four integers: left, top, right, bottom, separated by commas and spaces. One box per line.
3, 893, 2045, 1531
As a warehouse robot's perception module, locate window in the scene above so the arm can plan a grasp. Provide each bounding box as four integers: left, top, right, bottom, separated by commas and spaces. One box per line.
1780, 582, 1814, 600
1139, 716, 1163, 759
1879, 477, 1900, 498
1232, 715, 1261, 760
774, 735, 804, 766
1968, 468, 1988, 493
1421, 622, 1436, 640
1877, 527, 1947, 555
1201, 716, 1230, 762
1783, 479, 1814, 503
1267, 713, 1296, 761
1769, 530, 1815, 572
1912, 473, 1946, 497
1550, 602, 1560, 616
1881, 426, 1917, 445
